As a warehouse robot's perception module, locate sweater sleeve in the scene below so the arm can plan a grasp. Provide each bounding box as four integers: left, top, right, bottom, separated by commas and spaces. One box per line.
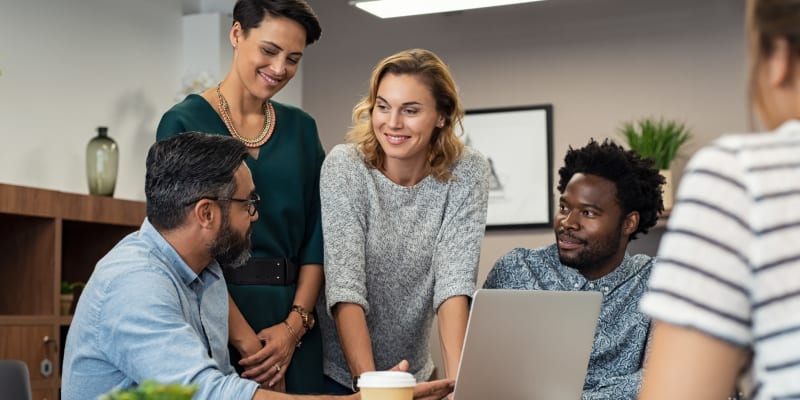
432, 148, 491, 310
320, 145, 370, 316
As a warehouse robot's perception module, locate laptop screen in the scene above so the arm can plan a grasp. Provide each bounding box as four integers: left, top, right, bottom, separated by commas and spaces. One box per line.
452, 289, 602, 400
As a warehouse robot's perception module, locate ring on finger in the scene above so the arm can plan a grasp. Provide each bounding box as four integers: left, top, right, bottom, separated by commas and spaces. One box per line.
275, 364, 281, 373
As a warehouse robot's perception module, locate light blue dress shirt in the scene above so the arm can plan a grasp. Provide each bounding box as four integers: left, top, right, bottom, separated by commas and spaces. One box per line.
61, 219, 258, 400
483, 244, 653, 400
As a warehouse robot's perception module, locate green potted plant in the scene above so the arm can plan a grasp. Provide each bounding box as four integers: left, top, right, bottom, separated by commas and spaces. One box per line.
100, 380, 198, 400
60, 281, 86, 316
619, 117, 693, 211
60, 281, 74, 316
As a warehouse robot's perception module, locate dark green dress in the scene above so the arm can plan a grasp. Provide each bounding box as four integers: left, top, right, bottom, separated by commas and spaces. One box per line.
156, 94, 325, 394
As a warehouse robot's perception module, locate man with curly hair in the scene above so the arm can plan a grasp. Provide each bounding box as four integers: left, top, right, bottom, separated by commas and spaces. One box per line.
483, 138, 665, 400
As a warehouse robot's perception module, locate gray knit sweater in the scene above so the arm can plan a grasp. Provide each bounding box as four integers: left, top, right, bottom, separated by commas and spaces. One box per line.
318, 143, 490, 387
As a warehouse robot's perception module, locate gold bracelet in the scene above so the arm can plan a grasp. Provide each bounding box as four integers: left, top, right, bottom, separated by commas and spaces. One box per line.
291, 304, 315, 331
282, 320, 302, 348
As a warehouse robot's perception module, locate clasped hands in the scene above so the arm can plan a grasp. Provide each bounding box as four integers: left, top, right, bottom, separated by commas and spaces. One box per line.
239, 322, 298, 391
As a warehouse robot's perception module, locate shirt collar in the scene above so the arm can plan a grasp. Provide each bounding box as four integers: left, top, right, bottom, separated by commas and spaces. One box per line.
589, 252, 648, 291
775, 119, 800, 138
139, 218, 223, 287
547, 244, 650, 292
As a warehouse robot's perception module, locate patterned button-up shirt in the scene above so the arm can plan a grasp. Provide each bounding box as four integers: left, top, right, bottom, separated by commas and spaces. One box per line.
483, 243, 653, 400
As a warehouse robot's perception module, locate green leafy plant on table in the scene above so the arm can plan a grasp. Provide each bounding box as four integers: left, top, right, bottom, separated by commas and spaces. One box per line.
61, 280, 87, 294
60, 281, 85, 315
618, 117, 692, 170
61, 280, 74, 295
100, 380, 198, 400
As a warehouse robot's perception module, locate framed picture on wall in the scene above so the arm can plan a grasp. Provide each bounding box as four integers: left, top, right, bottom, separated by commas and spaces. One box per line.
462, 104, 553, 230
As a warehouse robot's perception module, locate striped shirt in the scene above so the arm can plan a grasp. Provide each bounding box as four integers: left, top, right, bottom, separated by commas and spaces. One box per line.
640, 120, 800, 400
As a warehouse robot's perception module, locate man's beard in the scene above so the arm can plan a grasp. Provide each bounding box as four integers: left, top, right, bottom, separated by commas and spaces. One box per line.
556, 223, 623, 276
209, 216, 252, 269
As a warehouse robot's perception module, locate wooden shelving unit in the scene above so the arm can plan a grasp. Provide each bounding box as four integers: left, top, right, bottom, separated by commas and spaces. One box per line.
0, 183, 145, 400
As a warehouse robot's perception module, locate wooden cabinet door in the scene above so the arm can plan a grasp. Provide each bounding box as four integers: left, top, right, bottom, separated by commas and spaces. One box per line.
31, 387, 58, 400
0, 324, 58, 397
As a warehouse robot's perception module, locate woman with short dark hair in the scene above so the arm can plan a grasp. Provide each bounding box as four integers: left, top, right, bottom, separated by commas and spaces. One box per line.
157, 0, 325, 394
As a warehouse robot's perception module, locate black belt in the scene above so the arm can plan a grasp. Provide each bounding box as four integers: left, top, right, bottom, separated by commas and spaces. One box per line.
224, 257, 299, 286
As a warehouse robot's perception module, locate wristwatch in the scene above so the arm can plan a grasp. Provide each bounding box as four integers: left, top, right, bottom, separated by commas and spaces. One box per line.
291, 304, 315, 331
351, 375, 360, 393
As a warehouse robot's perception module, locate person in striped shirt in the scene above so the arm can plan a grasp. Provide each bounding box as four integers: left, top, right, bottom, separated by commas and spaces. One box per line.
638, 1, 800, 399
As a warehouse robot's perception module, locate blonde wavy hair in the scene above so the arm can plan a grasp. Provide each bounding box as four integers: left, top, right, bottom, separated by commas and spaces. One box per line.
345, 49, 464, 181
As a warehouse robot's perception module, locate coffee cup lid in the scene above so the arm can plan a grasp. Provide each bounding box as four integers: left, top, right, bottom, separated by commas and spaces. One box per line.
358, 371, 416, 388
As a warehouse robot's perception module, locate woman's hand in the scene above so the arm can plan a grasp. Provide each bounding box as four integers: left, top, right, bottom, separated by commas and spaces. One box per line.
389, 360, 456, 400
270, 377, 286, 393
413, 379, 456, 400
238, 322, 298, 387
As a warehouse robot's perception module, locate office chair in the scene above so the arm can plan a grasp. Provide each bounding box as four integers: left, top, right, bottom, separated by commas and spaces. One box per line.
0, 360, 33, 400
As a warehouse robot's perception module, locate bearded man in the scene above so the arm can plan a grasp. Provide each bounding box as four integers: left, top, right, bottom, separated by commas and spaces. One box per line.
483, 138, 665, 400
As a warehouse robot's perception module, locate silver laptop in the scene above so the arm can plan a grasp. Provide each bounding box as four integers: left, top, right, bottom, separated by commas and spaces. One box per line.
452, 289, 602, 400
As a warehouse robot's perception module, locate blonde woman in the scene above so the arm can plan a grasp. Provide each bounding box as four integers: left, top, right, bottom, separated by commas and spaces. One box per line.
319, 49, 490, 394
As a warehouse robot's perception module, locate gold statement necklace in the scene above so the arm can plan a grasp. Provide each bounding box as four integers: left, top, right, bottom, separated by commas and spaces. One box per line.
216, 82, 275, 148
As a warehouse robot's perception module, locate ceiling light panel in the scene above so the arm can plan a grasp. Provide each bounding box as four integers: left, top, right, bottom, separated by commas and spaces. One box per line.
351, 0, 546, 19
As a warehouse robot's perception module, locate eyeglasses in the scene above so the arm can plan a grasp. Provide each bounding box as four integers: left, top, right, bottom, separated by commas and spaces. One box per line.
184, 193, 260, 216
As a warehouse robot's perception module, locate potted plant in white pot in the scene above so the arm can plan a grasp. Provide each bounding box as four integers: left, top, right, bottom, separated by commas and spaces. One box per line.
619, 117, 692, 211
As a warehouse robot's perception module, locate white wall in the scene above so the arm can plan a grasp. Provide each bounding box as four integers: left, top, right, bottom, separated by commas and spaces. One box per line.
0, 0, 184, 200
183, 13, 234, 85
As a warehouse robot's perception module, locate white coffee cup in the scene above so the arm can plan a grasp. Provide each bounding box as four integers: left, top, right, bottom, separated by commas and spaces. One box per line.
358, 371, 415, 400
